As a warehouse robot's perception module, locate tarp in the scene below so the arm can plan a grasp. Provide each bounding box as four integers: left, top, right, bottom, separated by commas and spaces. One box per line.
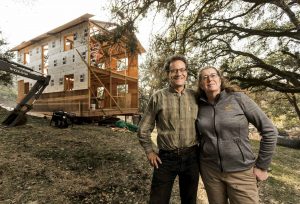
115, 120, 138, 132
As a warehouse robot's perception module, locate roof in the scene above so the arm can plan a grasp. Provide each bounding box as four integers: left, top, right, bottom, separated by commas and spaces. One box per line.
11, 13, 145, 54
90, 20, 146, 54
11, 14, 113, 51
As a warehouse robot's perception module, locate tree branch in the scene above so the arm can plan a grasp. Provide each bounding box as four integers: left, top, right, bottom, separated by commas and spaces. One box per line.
223, 45, 300, 87
271, 0, 300, 31
230, 76, 300, 93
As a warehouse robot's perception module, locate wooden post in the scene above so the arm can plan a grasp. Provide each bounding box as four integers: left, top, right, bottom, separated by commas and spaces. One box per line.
75, 49, 123, 113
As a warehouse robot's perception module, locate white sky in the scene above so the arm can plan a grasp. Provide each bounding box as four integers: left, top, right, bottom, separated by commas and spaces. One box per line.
0, 0, 161, 54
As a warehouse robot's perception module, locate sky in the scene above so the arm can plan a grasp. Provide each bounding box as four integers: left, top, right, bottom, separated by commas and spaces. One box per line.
0, 0, 161, 54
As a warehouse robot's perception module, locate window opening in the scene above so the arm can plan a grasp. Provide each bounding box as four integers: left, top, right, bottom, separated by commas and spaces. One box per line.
42, 44, 49, 75
84, 28, 88, 37
24, 51, 30, 64
117, 84, 128, 96
63, 57, 67, 64
117, 58, 128, 71
97, 87, 105, 99
98, 63, 105, 69
64, 34, 74, 51
82, 51, 86, 59
73, 32, 78, 40
64, 74, 74, 91
80, 74, 85, 82
96, 86, 105, 108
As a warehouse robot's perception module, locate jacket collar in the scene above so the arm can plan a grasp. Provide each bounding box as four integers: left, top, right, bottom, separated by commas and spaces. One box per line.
199, 90, 227, 104
168, 85, 186, 95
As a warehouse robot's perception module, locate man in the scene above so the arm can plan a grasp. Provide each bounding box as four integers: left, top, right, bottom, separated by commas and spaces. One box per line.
138, 55, 199, 204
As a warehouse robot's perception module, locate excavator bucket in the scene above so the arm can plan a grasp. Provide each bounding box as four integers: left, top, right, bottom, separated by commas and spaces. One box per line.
2, 110, 27, 127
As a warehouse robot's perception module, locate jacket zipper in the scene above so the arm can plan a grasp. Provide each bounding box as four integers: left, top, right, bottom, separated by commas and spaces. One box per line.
213, 104, 223, 172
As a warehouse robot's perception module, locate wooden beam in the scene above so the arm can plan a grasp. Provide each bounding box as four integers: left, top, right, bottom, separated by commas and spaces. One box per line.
75, 49, 123, 113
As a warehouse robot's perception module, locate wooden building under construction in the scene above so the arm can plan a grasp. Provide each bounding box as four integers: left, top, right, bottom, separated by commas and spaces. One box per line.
11, 14, 145, 119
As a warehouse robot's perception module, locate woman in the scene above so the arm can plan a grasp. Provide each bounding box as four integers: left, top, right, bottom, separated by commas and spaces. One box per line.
196, 66, 278, 204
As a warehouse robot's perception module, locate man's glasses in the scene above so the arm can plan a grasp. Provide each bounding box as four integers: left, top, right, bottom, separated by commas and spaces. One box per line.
169, 68, 187, 74
201, 73, 219, 81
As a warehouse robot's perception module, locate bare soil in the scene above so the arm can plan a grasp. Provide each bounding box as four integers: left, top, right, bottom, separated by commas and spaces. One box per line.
1, 107, 299, 204
0, 107, 154, 203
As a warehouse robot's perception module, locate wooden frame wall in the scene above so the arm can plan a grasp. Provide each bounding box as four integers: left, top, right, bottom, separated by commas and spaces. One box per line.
22, 19, 143, 117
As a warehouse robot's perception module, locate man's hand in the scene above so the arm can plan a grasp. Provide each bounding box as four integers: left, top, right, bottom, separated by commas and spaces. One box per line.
253, 167, 268, 181
147, 152, 162, 169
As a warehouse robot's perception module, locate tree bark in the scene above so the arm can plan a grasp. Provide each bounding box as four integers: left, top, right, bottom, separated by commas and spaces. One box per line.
285, 93, 300, 121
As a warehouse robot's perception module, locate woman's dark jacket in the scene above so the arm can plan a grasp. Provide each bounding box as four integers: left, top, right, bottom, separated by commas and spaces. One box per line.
196, 91, 278, 172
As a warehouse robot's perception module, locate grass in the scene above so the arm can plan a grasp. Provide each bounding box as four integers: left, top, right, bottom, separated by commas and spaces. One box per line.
251, 140, 300, 204
0, 108, 152, 203
0, 106, 299, 203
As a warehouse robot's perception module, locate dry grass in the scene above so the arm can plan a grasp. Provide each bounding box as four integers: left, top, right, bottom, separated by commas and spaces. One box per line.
0, 107, 152, 203
252, 140, 300, 204
0, 107, 299, 203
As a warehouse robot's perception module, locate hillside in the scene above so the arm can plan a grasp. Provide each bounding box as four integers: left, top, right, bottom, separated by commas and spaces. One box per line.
0, 107, 299, 203
0, 107, 153, 203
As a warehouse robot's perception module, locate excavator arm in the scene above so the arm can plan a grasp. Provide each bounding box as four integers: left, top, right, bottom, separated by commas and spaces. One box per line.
0, 57, 50, 127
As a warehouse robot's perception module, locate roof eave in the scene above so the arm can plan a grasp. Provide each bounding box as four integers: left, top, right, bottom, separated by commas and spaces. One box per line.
11, 13, 95, 51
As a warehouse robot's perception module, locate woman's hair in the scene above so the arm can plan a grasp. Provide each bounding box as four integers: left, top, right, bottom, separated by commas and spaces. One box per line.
163, 55, 188, 72
197, 66, 240, 96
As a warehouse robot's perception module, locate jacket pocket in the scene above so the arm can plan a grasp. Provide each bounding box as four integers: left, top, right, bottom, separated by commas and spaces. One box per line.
201, 138, 219, 160
232, 138, 256, 165
234, 138, 245, 162
239, 139, 256, 161
219, 139, 246, 169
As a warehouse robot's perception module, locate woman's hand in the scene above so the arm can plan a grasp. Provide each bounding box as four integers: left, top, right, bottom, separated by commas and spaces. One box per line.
253, 167, 268, 181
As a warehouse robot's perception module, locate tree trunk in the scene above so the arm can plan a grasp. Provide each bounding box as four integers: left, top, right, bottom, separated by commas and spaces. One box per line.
285, 93, 300, 121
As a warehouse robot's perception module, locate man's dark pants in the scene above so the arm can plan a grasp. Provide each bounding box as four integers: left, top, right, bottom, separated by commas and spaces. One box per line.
149, 146, 199, 204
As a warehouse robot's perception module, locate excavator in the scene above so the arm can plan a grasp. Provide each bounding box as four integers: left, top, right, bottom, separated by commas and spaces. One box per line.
0, 57, 50, 127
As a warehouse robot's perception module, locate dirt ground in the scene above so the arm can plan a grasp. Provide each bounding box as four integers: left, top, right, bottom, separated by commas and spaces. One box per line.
0, 107, 210, 203
1, 106, 299, 204
0, 107, 150, 203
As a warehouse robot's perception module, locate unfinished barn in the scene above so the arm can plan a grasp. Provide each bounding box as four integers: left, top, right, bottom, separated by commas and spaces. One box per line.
11, 14, 145, 119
